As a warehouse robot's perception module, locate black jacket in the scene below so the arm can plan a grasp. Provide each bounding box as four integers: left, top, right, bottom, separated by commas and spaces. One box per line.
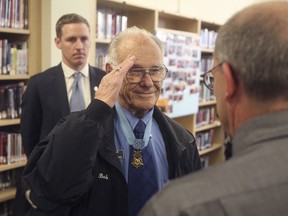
23, 99, 202, 216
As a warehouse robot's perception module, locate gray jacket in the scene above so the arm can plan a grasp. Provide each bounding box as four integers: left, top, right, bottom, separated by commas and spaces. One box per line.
139, 110, 288, 216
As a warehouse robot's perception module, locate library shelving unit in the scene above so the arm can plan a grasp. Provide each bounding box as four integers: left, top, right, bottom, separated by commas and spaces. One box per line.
95, 0, 225, 167
198, 21, 224, 166
0, 161, 27, 203
96, 0, 157, 70
0, 0, 41, 210
0, 27, 29, 208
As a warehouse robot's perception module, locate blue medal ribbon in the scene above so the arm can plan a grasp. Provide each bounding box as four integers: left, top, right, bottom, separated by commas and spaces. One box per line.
115, 102, 152, 150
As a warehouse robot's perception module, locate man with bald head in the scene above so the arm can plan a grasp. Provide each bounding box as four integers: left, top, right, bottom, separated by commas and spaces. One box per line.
139, 1, 288, 216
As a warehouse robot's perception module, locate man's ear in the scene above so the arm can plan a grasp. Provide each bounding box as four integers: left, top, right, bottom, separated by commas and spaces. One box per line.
106, 63, 113, 73
222, 63, 237, 100
54, 37, 61, 49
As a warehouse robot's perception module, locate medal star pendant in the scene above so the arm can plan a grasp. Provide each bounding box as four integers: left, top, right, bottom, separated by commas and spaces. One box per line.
131, 150, 144, 168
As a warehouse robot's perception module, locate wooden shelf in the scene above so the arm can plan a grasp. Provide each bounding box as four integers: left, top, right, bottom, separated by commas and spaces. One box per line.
97, 0, 156, 33
201, 47, 214, 53
199, 100, 216, 107
157, 27, 197, 36
195, 120, 221, 133
0, 27, 30, 35
95, 38, 111, 44
199, 142, 223, 156
0, 119, 20, 126
0, 74, 30, 80
0, 161, 27, 172
0, 187, 17, 202
158, 13, 198, 33
200, 20, 221, 31
97, 0, 152, 11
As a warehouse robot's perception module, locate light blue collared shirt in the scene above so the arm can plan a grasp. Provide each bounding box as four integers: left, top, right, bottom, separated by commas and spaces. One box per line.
114, 103, 169, 190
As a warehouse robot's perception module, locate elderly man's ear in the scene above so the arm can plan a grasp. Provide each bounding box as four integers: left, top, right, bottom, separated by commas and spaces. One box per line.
106, 63, 113, 73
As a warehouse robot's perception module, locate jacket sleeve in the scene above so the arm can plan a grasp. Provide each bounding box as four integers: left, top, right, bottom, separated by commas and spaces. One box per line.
23, 99, 113, 212
180, 135, 202, 174
20, 76, 42, 156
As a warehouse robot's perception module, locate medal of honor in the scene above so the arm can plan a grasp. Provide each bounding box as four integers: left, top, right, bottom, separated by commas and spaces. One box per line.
131, 150, 144, 168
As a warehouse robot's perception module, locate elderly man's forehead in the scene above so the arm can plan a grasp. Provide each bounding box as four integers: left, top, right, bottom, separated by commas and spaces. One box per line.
117, 36, 162, 58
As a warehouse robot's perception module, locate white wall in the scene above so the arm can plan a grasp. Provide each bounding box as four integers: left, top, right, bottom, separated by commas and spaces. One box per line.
43, 0, 265, 69
41, 0, 96, 70
179, 0, 266, 24
116, 0, 266, 24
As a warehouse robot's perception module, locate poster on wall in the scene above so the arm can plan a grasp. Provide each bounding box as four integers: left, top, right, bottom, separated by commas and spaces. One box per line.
156, 29, 201, 118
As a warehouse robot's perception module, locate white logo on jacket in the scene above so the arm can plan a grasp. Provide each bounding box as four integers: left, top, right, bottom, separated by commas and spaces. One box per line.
98, 173, 109, 180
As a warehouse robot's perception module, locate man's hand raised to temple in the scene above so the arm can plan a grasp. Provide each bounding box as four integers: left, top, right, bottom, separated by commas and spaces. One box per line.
95, 56, 135, 108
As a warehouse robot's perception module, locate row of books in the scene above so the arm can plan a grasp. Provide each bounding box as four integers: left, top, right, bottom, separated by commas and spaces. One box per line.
198, 83, 216, 102
0, 200, 12, 216
200, 28, 217, 49
0, 0, 28, 29
0, 39, 28, 75
0, 132, 26, 165
196, 129, 214, 151
0, 82, 25, 120
96, 45, 107, 70
196, 106, 215, 128
97, 10, 127, 40
200, 56, 213, 74
0, 170, 16, 190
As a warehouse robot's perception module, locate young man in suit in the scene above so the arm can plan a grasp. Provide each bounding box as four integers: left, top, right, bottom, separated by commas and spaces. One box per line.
139, 2, 288, 216
20, 13, 105, 156
13, 13, 105, 216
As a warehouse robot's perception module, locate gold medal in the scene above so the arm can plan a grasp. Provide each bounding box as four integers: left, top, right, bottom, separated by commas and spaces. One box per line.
131, 150, 144, 168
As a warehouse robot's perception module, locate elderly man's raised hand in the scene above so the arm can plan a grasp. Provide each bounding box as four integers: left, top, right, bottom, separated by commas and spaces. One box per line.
95, 56, 135, 108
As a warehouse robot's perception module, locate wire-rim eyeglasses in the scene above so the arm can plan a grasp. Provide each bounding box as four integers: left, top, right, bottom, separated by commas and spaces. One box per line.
201, 62, 223, 91
126, 65, 168, 84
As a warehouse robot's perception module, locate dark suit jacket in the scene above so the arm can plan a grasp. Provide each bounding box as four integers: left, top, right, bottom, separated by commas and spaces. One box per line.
20, 63, 106, 156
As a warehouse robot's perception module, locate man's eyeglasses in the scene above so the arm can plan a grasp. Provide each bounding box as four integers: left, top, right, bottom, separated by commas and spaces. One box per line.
202, 62, 223, 91
126, 65, 168, 84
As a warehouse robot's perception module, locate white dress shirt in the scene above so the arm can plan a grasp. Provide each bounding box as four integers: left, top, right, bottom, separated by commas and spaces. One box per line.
62, 62, 91, 108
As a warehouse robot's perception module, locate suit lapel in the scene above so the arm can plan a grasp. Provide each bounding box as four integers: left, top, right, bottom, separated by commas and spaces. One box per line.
53, 64, 70, 116
89, 66, 105, 100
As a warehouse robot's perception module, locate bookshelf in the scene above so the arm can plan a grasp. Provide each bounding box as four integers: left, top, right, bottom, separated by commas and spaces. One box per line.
198, 20, 224, 166
0, 160, 27, 204
0, 74, 29, 80
0, 0, 41, 211
95, 0, 225, 167
0, 160, 26, 172
0, 119, 20, 127
0, 187, 17, 203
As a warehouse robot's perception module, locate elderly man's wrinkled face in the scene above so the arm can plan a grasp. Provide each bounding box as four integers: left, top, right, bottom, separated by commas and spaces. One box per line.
117, 37, 164, 117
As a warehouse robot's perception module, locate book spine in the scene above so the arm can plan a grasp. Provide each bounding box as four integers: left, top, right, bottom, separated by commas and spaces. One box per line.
0, 40, 2, 74
2, 39, 8, 74
23, 0, 28, 28
96, 10, 105, 39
